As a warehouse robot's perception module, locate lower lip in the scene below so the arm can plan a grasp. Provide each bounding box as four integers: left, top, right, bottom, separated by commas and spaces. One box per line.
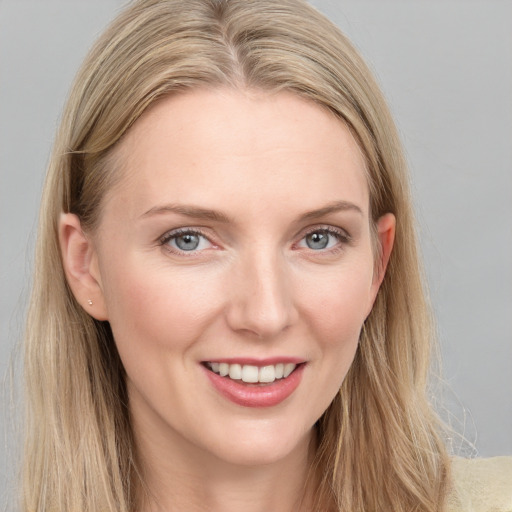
203, 364, 305, 408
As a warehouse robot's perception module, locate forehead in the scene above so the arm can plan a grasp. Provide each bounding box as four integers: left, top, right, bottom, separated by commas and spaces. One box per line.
102, 88, 369, 222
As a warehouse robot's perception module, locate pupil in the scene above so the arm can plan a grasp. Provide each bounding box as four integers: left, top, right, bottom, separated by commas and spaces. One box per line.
176, 234, 199, 251
307, 231, 328, 250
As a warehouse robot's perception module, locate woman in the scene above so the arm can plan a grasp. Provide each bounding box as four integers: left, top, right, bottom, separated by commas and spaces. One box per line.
21, 0, 511, 511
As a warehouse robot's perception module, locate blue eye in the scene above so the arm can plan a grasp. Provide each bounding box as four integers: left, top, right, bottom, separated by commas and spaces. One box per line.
174, 233, 201, 251
162, 229, 212, 253
298, 228, 347, 251
305, 231, 330, 250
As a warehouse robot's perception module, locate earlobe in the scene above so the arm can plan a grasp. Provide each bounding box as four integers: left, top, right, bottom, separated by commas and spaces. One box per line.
59, 213, 109, 320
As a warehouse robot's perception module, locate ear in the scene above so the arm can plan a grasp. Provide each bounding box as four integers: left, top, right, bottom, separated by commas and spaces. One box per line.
59, 213, 109, 320
369, 212, 396, 303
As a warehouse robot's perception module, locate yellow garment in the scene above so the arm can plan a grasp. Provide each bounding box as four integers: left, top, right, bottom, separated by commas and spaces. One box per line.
446, 457, 512, 512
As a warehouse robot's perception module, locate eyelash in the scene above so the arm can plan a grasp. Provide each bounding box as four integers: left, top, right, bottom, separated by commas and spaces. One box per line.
158, 226, 351, 256
296, 226, 351, 254
159, 228, 213, 256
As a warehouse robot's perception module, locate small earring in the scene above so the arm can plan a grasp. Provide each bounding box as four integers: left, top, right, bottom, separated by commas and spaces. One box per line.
87, 299, 93, 306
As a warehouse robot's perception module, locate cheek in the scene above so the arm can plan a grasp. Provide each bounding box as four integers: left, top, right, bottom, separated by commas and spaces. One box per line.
100, 258, 224, 358
288, 263, 374, 425
302, 262, 374, 339
299, 260, 374, 387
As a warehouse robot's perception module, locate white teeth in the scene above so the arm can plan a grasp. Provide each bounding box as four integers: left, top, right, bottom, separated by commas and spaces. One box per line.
219, 362, 229, 377
241, 365, 259, 383
283, 363, 296, 378
207, 362, 298, 383
229, 363, 242, 380
259, 365, 275, 383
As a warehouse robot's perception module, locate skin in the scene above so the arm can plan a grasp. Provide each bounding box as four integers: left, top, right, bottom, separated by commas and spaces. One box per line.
60, 88, 395, 512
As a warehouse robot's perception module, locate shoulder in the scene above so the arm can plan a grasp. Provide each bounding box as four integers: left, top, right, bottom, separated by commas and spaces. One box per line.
446, 456, 512, 512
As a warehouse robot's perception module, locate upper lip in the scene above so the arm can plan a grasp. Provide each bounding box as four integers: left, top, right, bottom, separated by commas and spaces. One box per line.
201, 357, 305, 366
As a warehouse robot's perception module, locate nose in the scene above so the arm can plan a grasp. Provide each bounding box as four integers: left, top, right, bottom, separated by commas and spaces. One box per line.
225, 249, 297, 339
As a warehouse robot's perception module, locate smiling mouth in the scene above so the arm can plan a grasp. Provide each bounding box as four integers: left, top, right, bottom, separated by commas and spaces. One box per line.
203, 362, 300, 385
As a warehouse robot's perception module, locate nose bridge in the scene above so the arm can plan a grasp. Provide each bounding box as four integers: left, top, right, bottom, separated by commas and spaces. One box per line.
227, 244, 295, 338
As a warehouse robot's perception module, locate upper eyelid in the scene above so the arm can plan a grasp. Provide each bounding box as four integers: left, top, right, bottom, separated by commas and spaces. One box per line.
159, 227, 211, 244
298, 224, 351, 240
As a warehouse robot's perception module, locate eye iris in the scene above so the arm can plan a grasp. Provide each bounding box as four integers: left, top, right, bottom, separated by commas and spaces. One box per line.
175, 233, 200, 251
306, 231, 329, 250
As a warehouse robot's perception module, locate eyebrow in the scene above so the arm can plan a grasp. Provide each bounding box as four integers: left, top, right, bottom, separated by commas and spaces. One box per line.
140, 204, 232, 223
297, 200, 364, 221
140, 200, 363, 223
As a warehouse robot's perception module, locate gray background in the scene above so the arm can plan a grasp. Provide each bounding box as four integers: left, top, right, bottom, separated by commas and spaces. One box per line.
1, 0, 511, 503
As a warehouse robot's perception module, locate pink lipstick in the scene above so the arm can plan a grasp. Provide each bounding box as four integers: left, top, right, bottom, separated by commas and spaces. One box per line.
202, 359, 305, 407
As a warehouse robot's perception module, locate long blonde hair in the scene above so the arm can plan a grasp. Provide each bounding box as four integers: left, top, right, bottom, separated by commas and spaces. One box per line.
23, 0, 449, 510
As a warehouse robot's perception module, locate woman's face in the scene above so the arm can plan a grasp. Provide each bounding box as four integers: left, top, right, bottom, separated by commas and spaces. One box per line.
74, 89, 393, 468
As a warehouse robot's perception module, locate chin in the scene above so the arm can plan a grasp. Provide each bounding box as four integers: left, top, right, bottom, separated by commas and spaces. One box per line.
206, 421, 314, 468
